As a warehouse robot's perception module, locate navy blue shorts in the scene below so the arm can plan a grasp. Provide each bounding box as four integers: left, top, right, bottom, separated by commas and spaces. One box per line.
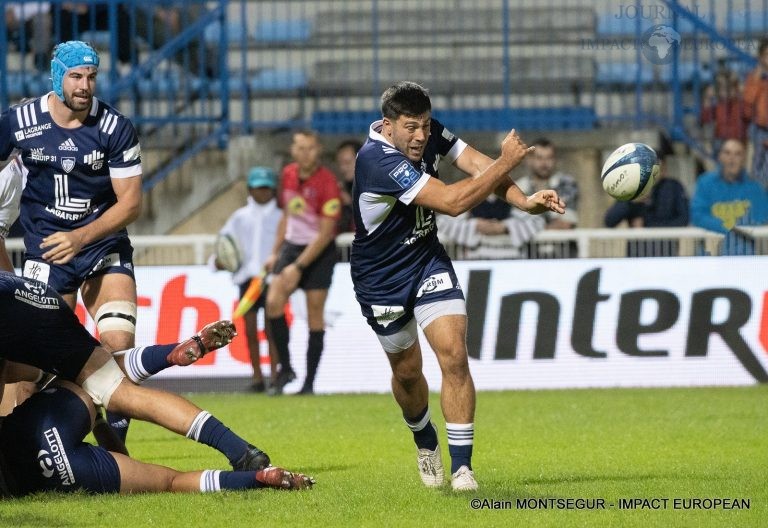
0, 271, 97, 380
355, 251, 464, 336
0, 386, 121, 496
22, 235, 135, 295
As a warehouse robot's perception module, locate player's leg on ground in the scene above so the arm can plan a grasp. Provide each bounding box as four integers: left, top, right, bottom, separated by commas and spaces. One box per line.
75, 347, 270, 471
266, 274, 297, 393
299, 288, 328, 394
113, 454, 314, 493
386, 336, 443, 487
81, 273, 138, 443
422, 314, 478, 491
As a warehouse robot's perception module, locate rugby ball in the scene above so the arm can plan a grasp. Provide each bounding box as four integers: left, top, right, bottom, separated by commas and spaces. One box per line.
215, 233, 243, 273
601, 143, 659, 201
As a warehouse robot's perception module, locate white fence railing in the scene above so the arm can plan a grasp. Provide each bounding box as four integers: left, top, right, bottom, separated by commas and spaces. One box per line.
5, 226, 767, 266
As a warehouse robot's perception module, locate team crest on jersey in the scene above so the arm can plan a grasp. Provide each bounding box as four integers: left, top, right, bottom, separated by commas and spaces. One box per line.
416, 272, 453, 298
389, 161, 421, 189
372, 304, 406, 328
61, 157, 76, 173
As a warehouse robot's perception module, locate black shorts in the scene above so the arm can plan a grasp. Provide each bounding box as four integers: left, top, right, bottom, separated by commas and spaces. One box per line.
0, 271, 97, 380
274, 241, 336, 290
237, 280, 268, 315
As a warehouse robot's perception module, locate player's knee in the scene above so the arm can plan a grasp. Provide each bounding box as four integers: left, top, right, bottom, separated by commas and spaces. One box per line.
81, 358, 125, 409
95, 301, 137, 338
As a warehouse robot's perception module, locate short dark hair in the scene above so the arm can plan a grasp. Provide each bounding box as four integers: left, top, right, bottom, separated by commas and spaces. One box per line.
380, 81, 431, 120
760, 36, 768, 56
336, 139, 363, 154
531, 137, 554, 149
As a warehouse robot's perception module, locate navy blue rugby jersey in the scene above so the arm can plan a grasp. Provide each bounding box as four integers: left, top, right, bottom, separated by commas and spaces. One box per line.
0, 93, 142, 243
351, 118, 466, 298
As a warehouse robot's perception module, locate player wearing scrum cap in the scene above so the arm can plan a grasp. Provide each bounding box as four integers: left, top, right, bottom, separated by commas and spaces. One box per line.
0, 41, 146, 440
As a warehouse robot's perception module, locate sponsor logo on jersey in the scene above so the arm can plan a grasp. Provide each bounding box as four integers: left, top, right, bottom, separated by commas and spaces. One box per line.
84, 149, 105, 170
15, 273, 60, 309
389, 160, 421, 189
322, 197, 341, 217
416, 272, 453, 298
30, 147, 56, 163
42, 427, 76, 486
91, 252, 122, 273
15, 123, 52, 141
61, 157, 76, 173
37, 449, 55, 478
372, 304, 406, 328
58, 138, 78, 151
287, 196, 307, 216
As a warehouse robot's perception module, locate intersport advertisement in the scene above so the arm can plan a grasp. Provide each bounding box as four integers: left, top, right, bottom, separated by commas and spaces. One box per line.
75, 257, 768, 393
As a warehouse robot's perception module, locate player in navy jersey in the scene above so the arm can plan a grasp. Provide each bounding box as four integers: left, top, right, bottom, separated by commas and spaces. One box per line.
351, 82, 566, 491
0, 380, 313, 497
0, 40, 144, 440
0, 270, 275, 475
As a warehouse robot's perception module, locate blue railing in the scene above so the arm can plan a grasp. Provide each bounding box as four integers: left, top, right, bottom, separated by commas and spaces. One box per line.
3, 1, 766, 187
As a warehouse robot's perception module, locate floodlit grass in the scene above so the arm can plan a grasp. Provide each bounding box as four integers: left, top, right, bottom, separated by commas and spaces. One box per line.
0, 386, 765, 527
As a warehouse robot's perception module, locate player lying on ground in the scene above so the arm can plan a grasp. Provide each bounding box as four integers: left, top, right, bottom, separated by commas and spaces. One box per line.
0, 380, 313, 496
0, 271, 275, 473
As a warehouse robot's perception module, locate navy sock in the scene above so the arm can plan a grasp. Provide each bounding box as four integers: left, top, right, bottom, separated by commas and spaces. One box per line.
268, 315, 292, 372
187, 411, 248, 465
447, 423, 474, 473
304, 330, 324, 386
220, 470, 259, 490
106, 411, 131, 442
123, 344, 176, 383
404, 406, 438, 451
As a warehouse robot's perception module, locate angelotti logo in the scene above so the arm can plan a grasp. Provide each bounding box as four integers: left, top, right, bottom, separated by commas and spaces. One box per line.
465, 268, 768, 382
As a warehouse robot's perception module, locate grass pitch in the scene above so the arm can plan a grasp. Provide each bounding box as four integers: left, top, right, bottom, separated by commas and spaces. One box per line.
0, 386, 765, 528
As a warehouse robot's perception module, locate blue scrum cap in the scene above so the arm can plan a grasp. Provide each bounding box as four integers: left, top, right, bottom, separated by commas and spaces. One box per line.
247, 167, 277, 188
51, 41, 100, 100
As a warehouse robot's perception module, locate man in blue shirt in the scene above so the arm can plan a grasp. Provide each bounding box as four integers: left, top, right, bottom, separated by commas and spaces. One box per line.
351, 82, 566, 491
691, 139, 768, 254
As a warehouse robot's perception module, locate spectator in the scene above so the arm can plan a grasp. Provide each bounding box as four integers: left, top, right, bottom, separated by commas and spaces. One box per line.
515, 137, 580, 257
436, 195, 545, 259
743, 36, 768, 189
691, 139, 768, 255
335, 139, 363, 234
604, 156, 690, 257
212, 167, 282, 393
56, 3, 133, 65
265, 130, 341, 395
5, 2, 51, 71
701, 69, 747, 157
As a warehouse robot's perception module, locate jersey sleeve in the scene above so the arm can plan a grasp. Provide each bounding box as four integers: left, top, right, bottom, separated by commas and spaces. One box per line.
0, 158, 24, 238
319, 169, 342, 220
105, 112, 142, 179
430, 118, 466, 162
357, 147, 430, 207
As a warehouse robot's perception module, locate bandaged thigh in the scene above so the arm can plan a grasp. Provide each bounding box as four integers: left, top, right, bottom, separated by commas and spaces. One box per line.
376, 317, 418, 354
81, 358, 125, 409
95, 301, 137, 334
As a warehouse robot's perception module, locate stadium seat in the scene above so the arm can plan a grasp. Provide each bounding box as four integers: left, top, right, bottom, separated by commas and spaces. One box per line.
726, 10, 768, 35
249, 68, 307, 92
596, 62, 654, 86
253, 19, 312, 43
658, 62, 714, 85
204, 21, 249, 45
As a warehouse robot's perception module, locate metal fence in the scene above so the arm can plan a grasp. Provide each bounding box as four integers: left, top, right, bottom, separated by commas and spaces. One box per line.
6, 227, 765, 268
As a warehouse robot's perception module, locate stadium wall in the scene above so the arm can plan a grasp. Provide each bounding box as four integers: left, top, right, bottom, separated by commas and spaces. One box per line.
70, 258, 768, 393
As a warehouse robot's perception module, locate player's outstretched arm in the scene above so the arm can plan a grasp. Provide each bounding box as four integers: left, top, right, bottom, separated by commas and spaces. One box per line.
415, 129, 534, 216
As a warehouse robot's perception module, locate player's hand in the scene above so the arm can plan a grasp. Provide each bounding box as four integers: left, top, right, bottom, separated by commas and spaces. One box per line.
40, 231, 85, 264
498, 129, 535, 170
263, 254, 277, 273
525, 189, 566, 215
